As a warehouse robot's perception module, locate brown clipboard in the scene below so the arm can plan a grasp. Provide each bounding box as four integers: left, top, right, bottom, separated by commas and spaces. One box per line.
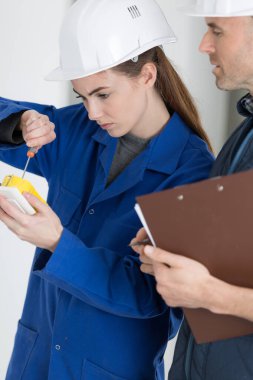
136, 169, 253, 343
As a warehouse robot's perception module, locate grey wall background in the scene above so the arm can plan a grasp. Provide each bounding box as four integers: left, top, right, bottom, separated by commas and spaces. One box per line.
0, 0, 242, 378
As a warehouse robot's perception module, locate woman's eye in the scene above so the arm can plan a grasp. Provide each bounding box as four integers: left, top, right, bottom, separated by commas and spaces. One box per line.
76, 95, 85, 99
76, 95, 87, 102
98, 93, 110, 99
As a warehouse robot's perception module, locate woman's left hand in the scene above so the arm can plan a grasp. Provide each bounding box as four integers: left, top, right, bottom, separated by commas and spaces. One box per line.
130, 227, 155, 275
0, 193, 63, 252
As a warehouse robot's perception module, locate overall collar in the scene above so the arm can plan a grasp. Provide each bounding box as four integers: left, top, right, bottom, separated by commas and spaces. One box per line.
91, 112, 190, 175
89, 112, 191, 205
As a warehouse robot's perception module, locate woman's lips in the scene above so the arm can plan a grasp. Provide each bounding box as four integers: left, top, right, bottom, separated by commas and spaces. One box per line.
101, 123, 113, 130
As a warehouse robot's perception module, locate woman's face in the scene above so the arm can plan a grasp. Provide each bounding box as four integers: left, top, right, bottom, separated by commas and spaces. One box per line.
72, 69, 151, 138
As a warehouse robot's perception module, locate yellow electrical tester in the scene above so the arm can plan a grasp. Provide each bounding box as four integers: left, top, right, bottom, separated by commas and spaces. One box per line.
0, 149, 46, 214
0, 175, 46, 215
2, 175, 46, 204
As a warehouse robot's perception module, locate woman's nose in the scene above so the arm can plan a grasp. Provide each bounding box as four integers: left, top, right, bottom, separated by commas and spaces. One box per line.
86, 101, 103, 121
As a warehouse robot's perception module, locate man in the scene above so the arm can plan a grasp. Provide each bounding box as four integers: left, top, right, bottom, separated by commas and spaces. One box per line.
132, 1, 253, 379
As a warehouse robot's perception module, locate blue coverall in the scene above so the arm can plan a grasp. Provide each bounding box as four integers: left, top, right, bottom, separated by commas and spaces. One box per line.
0, 97, 214, 380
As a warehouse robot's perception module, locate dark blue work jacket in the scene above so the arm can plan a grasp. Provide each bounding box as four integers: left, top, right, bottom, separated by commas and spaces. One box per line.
0, 97, 213, 380
169, 94, 253, 380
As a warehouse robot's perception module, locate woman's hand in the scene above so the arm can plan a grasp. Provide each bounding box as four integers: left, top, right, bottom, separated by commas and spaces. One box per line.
130, 227, 155, 275
19, 110, 56, 150
0, 193, 63, 252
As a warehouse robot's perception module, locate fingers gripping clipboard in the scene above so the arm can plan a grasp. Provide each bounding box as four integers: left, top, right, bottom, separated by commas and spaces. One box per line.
136, 169, 253, 343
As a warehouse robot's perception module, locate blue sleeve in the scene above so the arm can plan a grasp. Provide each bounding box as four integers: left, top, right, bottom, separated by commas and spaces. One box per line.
0, 97, 57, 180
0, 97, 80, 182
34, 229, 167, 319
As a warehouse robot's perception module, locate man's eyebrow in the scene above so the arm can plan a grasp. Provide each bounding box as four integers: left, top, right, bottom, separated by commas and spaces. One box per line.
73, 87, 110, 98
207, 22, 222, 30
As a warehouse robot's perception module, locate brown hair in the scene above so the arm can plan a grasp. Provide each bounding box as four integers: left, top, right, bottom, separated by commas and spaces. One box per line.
113, 47, 213, 152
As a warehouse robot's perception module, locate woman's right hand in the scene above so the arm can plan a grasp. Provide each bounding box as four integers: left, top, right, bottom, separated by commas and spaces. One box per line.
19, 110, 56, 150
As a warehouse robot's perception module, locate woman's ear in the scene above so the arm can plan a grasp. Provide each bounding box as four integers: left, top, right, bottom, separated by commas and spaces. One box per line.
139, 62, 157, 88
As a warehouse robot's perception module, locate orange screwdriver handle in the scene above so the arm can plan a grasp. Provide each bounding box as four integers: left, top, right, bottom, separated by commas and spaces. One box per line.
27, 147, 37, 158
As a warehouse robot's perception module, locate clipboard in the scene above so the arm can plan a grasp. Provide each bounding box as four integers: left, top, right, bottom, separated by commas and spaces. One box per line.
136, 169, 253, 343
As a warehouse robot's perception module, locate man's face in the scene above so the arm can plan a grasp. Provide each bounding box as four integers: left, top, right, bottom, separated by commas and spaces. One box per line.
199, 17, 253, 94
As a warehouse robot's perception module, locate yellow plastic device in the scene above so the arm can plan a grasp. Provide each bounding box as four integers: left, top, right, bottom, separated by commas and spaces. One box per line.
2, 175, 46, 204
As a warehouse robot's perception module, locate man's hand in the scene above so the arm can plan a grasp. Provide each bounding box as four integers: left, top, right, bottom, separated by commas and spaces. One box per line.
19, 110, 56, 150
143, 245, 213, 309
0, 193, 63, 252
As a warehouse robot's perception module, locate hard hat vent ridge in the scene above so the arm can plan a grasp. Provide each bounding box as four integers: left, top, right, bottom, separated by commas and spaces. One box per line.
127, 5, 141, 19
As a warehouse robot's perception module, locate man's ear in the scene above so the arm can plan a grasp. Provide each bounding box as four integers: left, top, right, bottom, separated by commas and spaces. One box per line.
139, 62, 157, 88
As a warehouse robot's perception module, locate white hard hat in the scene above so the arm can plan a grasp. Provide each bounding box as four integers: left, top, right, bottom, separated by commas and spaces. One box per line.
180, 0, 253, 17
46, 0, 176, 81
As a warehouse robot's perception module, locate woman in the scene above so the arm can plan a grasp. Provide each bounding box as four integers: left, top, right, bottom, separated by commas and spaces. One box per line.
0, 0, 214, 379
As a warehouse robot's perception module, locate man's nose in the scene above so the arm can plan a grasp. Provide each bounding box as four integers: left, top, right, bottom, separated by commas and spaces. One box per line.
199, 32, 215, 55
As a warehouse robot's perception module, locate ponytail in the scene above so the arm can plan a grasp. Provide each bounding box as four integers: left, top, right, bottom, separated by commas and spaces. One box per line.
113, 47, 213, 152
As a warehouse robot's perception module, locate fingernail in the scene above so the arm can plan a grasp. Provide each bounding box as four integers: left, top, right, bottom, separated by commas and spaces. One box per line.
23, 192, 30, 198
144, 245, 154, 255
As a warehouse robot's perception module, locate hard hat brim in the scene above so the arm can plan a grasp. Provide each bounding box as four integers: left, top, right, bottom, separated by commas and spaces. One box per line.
179, 5, 253, 17
45, 37, 177, 81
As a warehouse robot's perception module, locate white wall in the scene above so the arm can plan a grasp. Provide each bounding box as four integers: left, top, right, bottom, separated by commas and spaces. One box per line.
0, 1, 73, 378
0, 0, 230, 378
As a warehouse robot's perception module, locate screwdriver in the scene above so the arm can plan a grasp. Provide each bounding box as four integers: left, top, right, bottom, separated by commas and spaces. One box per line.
22, 147, 37, 179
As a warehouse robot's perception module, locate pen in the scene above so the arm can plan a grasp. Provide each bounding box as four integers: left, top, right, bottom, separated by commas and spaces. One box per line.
129, 238, 151, 247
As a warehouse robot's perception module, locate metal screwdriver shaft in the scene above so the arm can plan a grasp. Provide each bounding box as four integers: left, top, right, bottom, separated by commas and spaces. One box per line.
22, 147, 37, 179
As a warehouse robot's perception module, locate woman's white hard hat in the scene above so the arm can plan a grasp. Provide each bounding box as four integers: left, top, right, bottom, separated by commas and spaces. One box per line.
46, 0, 176, 81
180, 0, 253, 17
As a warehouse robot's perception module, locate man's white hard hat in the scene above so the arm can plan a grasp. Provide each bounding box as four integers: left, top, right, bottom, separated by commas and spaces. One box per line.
180, 0, 253, 17
46, 0, 176, 81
